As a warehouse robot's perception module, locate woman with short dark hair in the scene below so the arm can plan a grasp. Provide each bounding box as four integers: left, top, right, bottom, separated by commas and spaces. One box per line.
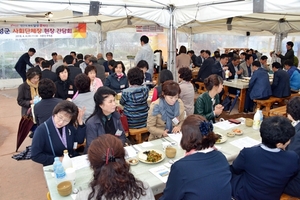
120, 67, 149, 128
104, 61, 128, 93
85, 87, 126, 152
147, 80, 185, 141
17, 67, 42, 116
31, 100, 86, 166
76, 134, 154, 200
194, 74, 224, 123
160, 114, 232, 200
84, 65, 103, 92
178, 67, 194, 116
54, 65, 76, 100
73, 74, 95, 123
136, 60, 152, 83
151, 69, 173, 102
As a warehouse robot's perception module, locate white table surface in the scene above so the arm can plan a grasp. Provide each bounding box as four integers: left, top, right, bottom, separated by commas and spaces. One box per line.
44, 120, 261, 199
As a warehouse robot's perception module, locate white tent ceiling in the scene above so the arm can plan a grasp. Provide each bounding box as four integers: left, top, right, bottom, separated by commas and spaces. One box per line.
0, 0, 300, 35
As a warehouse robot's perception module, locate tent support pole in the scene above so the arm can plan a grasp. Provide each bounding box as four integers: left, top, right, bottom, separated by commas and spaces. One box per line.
167, 5, 177, 81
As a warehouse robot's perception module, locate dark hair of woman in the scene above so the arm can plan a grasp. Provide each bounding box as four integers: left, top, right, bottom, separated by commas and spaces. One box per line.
38, 78, 56, 99
161, 80, 181, 97
84, 65, 97, 75
136, 60, 149, 70
56, 65, 70, 79
179, 45, 187, 54
87, 134, 147, 200
180, 115, 218, 152
74, 74, 91, 93
204, 74, 223, 91
287, 96, 300, 121
86, 86, 116, 122
127, 67, 144, 86
113, 61, 126, 73
159, 69, 173, 84
26, 67, 42, 80
52, 100, 78, 125
178, 67, 192, 81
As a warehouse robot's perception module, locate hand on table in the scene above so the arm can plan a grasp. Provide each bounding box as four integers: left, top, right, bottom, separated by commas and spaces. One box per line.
163, 129, 169, 137
172, 126, 181, 133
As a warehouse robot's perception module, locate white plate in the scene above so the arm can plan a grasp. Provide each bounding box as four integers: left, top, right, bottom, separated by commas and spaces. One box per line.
215, 132, 227, 144
138, 149, 165, 164
232, 128, 243, 136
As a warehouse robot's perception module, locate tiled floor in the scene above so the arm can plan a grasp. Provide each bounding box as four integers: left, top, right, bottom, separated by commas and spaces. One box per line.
0, 89, 48, 200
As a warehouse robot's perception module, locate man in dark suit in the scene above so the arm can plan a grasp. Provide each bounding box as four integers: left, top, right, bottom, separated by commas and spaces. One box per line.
63, 55, 82, 83
244, 61, 272, 113
195, 50, 215, 82
196, 50, 205, 66
41, 60, 57, 82
276, 41, 294, 65
49, 52, 57, 66
271, 62, 291, 98
74, 53, 84, 68
211, 53, 230, 79
228, 56, 242, 79
14, 48, 36, 82
33, 78, 62, 125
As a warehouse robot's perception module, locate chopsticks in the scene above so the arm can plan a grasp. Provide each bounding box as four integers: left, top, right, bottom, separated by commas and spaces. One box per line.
163, 137, 172, 143
131, 144, 139, 153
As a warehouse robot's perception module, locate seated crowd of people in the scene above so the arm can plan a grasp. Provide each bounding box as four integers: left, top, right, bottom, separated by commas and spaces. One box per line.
15, 42, 300, 199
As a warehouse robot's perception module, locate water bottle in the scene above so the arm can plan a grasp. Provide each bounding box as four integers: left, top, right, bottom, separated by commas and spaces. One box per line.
253, 109, 261, 130
62, 150, 73, 170
55, 162, 66, 184
53, 157, 60, 172
234, 74, 238, 82
259, 110, 263, 124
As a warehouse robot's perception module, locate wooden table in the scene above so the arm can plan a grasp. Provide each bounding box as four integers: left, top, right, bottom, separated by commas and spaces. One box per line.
44, 121, 260, 199
223, 79, 249, 113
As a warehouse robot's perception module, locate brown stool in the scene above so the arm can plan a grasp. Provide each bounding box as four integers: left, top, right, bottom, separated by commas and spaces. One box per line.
128, 127, 149, 144
254, 97, 285, 116
195, 82, 206, 94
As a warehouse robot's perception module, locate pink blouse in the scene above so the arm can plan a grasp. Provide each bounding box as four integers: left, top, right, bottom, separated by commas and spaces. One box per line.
90, 78, 103, 92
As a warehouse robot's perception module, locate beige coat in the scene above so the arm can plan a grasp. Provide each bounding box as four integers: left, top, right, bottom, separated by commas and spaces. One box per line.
147, 98, 185, 141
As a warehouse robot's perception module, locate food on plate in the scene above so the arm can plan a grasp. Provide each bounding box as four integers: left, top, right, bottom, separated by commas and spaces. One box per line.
129, 159, 137, 164
215, 133, 222, 143
128, 158, 139, 165
232, 128, 243, 135
143, 150, 162, 162
227, 132, 235, 137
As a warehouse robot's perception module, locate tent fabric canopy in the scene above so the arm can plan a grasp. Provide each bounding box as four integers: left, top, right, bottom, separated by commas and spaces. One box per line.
0, 0, 299, 35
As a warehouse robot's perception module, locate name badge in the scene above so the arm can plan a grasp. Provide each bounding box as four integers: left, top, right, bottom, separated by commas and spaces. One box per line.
120, 84, 125, 89
172, 117, 179, 125
115, 129, 123, 136
73, 142, 78, 149
68, 90, 74, 95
